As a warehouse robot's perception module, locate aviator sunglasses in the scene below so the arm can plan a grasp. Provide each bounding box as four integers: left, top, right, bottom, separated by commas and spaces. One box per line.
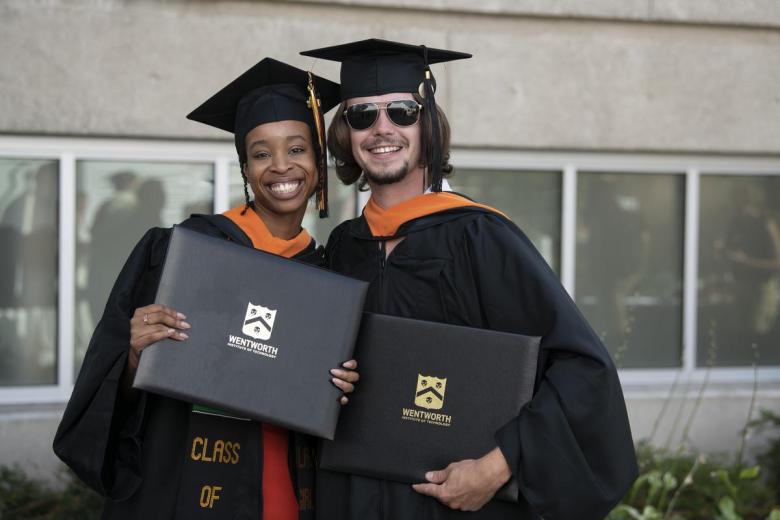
343, 100, 423, 131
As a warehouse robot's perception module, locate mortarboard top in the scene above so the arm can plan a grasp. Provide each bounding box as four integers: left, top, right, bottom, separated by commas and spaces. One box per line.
187, 57, 340, 147
300, 38, 471, 100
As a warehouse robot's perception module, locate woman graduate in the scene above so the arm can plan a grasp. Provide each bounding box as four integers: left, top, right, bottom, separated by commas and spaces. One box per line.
53, 58, 353, 520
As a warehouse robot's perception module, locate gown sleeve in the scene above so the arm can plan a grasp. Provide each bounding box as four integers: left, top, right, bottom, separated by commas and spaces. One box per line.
53, 228, 170, 500
463, 214, 638, 520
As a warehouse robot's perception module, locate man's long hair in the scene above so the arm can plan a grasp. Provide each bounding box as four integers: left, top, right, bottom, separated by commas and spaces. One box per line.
327, 94, 454, 190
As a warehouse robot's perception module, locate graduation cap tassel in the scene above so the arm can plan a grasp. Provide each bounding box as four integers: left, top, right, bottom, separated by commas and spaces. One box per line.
421, 46, 442, 192
307, 72, 329, 218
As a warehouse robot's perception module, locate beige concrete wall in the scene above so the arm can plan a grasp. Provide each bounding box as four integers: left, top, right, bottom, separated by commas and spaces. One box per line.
290, 0, 780, 29
1, 0, 779, 153
0, 406, 63, 483
626, 388, 780, 456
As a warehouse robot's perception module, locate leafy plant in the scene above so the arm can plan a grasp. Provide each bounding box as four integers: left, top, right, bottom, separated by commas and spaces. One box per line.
0, 465, 59, 519
0, 464, 102, 519
750, 410, 780, 502
609, 441, 779, 520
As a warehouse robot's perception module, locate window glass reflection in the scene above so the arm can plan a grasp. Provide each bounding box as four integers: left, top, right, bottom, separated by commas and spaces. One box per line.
576, 172, 684, 368
0, 158, 59, 385
75, 161, 213, 374
228, 165, 356, 246
449, 169, 561, 272
698, 175, 780, 367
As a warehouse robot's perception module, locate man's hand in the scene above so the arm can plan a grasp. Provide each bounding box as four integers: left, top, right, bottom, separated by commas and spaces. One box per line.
412, 447, 512, 511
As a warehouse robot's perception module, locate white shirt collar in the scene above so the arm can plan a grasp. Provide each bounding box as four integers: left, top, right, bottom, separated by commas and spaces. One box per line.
424, 178, 452, 194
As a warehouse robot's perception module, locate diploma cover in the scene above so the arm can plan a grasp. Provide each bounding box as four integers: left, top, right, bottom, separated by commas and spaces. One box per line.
319, 313, 540, 501
134, 226, 368, 439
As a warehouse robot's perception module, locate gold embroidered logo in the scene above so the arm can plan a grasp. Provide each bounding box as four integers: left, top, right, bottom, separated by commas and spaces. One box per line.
414, 374, 447, 410
402, 373, 453, 427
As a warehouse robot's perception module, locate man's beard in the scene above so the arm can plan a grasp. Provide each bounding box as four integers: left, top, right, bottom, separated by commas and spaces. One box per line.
363, 161, 411, 186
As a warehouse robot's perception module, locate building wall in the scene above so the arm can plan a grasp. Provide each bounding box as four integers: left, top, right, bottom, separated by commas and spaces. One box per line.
1, 0, 779, 152
1, 0, 779, 484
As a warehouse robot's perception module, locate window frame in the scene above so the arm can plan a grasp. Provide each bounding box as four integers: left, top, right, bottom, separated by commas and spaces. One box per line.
453, 149, 780, 390
0, 135, 778, 404
0, 136, 233, 403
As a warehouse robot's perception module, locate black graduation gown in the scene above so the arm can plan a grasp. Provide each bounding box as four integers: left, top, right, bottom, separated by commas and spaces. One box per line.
317, 206, 638, 520
53, 214, 323, 520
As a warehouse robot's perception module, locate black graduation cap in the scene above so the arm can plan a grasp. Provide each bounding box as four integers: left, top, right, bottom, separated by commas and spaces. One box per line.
300, 39, 471, 191
300, 38, 471, 100
187, 57, 340, 216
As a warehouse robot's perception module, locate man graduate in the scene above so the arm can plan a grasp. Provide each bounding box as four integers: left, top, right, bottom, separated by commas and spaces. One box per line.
302, 39, 638, 520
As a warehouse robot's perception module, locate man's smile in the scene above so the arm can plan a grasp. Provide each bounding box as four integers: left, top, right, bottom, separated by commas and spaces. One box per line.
369, 145, 402, 155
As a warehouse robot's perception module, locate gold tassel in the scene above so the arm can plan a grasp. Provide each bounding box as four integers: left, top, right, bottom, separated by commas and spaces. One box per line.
307, 72, 328, 217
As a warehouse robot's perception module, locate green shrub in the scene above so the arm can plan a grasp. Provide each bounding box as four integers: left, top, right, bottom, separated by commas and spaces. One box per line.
0, 465, 102, 519
751, 410, 780, 503
609, 440, 780, 520
0, 465, 59, 519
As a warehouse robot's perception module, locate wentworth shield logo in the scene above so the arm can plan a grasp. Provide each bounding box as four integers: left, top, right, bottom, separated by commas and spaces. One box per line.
242, 302, 277, 340
415, 374, 447, 410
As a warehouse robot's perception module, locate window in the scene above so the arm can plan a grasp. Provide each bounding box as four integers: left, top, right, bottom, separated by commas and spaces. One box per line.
449, 169, 561, 272
74, 160, 214, 375
698, 174, 780, 367
0, 158, 59, 386
451, 148, 780, 382
575, 172, 684, 368
0, 138, 778, 403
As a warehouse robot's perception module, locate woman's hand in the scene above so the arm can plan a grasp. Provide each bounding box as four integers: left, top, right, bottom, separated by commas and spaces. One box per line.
330, 359, 359, 405
127, 304, 190, 375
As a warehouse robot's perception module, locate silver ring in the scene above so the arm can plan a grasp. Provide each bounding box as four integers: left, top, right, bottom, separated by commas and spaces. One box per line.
143, 313, 149, 324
